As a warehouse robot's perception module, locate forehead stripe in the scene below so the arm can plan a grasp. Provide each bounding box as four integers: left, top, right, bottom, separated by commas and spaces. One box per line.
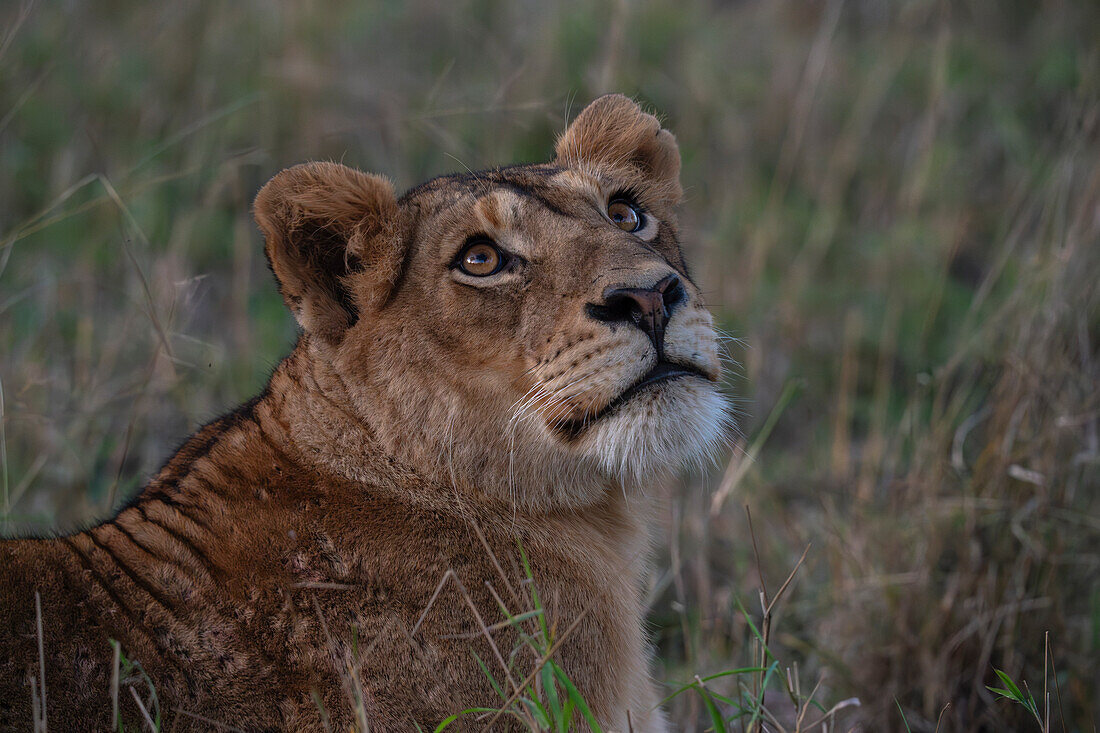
495, 181, 570, 218
476, 189, 526, 231
400, 171, 571, 219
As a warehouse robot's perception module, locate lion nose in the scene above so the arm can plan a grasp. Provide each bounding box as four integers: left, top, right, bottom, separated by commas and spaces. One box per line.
587, 274, 686, 356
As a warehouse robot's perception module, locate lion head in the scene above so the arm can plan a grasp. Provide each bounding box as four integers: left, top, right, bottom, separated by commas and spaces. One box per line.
254, 95, 729, 509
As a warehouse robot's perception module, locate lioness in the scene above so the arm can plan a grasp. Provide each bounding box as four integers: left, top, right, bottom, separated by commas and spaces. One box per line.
0, 95, 727, 731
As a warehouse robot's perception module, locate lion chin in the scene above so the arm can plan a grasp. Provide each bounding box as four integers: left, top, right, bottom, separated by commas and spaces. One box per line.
577, 375, 729, 487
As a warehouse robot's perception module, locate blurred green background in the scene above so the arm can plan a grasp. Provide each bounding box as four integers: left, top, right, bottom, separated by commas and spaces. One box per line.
2, 1, 1098, 730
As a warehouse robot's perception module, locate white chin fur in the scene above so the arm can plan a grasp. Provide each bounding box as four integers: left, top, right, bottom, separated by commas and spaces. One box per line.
580, 377, 729, 487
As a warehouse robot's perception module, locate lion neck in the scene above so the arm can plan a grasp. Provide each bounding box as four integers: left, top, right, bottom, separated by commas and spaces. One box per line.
266, 336, 642, 517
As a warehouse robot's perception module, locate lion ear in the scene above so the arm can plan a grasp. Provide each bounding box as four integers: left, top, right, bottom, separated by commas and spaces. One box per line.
555, 94, 682, 204
254, 162, 401, 343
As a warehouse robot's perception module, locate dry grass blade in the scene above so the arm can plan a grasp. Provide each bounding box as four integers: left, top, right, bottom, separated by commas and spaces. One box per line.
410, 569, 458, 638
0, 374, 8, 518
758, 702, 791, 733
291, 581, 356, 590
29, 677, 41, 733
745, 505, 770, 606
174, 709, 247, 732
110, 640, 121, 730
0, 172, 99, 279
710, 381, 801, 516
96, 174, 174, 360
1046, 638, 1067, 733
801, 697, 861, 729
934, 703, 951, 732
469, 518, 523, 610
0, 1, 35, 60
0, 60, 51, 138
129, 686, 156, 731
793, 673, 824, 732
438, 610, 546, 641
766, 543, 811, 619
1043, 631, 1049, 733
34, 591, 47, 732
447, 571, 526, 704
104, 344, 162, 510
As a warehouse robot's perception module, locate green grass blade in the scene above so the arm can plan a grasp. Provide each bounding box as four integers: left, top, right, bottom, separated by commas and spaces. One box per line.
993, 668, 1024, 701
705, 690, 745, 711
472, 651, 506, 700
432, 708, 500, 732
562, 697, 576, 728
540, 659, 564, 732
659, 668, 766, 707
521, 697, 551, 729
733, 595, 776, 663
516, 539, 550, 642
551, 660, 602, 733
746, 660, 781, 730
700, 668, 768, 683
694, 682, 727, 733
503, 609, 544, 625
895, 698, 912, 732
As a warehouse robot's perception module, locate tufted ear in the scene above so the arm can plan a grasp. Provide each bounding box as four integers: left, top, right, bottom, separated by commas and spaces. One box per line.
254, 162, 401, 343
555, 94, 682, 204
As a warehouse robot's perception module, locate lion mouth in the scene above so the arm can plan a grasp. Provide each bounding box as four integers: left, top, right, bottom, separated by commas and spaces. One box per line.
556, 360, 710, 439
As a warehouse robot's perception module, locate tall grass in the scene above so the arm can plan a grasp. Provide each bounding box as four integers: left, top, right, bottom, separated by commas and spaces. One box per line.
2, 1, 1097, 729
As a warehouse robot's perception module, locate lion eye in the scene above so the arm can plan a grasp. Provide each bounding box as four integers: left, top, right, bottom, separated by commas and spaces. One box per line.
458, 240, 504, 276
607, 200, 643, 232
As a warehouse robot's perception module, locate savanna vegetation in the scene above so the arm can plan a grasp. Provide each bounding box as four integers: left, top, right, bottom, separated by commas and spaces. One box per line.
1, 1, 1098, 730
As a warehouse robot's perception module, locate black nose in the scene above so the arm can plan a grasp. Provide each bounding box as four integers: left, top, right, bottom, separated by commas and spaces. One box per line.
587, 274, 686, 356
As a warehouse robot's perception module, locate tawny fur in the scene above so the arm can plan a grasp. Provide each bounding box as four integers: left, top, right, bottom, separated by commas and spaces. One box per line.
0, 95, 728, 731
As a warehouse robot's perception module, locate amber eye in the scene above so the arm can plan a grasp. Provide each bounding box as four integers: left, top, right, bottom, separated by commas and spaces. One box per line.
607, 200, 643, 232
457, 240, 505, 276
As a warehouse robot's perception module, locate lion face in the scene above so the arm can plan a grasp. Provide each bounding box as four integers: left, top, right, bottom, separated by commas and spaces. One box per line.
254, 96, 729, 508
